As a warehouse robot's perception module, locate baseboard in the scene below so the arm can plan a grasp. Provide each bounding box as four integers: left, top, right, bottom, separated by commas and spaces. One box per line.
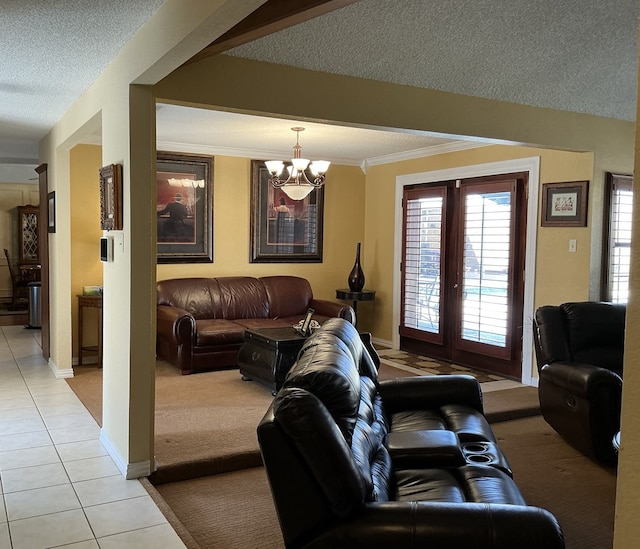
49, 358, 74, 378
100, 429, 152, 479
372, 336, 393, 349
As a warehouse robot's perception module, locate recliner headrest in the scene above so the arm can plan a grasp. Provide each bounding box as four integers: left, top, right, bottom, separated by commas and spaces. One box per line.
284, 336, 361, 444
304, 317, 379, 380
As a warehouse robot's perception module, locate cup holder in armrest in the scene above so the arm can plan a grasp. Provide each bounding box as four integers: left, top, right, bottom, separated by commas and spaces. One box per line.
462, 442, 490, 454
461, 441, 513, 475
465, 453, 494, 464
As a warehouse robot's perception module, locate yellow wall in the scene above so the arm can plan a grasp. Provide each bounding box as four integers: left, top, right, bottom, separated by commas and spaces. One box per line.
70, 144, 103, 359
73, 141, 594, 344
157, 157, 366, 303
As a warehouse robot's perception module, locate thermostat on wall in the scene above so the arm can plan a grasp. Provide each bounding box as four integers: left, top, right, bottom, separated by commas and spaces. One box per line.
100, 236, 113, 262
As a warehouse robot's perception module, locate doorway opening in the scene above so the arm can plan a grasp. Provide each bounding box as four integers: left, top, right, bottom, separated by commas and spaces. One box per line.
393, 157, 540, 385
400, 173, 527, 379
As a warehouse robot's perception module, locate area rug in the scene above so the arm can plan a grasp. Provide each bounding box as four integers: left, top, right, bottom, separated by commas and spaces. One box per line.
378, 348, 509, 383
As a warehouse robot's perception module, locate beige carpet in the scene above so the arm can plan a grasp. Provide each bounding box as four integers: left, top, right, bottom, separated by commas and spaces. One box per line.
492, 416, 616, 549
66, 359, 539, 481
64, 357, 549, 548
151, 415, 615, 549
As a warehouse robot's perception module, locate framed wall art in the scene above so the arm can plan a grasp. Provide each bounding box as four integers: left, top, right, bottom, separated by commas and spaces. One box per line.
250, 160, 324, 263
99, 163, 123, 231
157, 151, 213, 263
541, 180, 589, 227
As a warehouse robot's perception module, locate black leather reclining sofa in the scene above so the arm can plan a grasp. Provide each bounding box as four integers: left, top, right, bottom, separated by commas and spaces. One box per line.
258, 318, 564, 548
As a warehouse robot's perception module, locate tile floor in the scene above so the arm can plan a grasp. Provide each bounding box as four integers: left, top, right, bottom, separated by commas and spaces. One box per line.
0, 326, 186, 549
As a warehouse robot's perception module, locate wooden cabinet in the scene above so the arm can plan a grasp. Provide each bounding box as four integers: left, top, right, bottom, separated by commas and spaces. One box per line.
17, 205, 39, 266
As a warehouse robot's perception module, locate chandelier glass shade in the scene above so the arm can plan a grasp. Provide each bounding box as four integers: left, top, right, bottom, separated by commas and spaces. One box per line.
265, 127, 330, 200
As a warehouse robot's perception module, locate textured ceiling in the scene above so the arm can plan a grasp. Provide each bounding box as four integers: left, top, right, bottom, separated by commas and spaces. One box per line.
228, 0, 639, 121
1, 0, 638, 182
0, 0, 166, 165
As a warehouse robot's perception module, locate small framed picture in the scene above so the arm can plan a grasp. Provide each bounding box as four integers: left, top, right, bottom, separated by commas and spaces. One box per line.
541, 181, 589, 227
47, 191, 56, 233
99, 163, 123, 231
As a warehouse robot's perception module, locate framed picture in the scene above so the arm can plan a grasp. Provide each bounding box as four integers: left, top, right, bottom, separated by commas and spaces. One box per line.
541, 180, 589, 227
250, 160, 324, 263
47, 191, 56, 233
99, 163, 123, 231
157, 151, 213, 263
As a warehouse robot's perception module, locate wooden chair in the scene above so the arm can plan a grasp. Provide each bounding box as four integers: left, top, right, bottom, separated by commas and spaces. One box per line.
3, 248, 29, 310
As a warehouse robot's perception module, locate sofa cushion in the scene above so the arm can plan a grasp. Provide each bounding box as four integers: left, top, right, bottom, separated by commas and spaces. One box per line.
395, 469, 466, 503
215, 277, 269, 320
195, 319, 245, 346
261, 276, 312, 319
233, 318, 295, 330
440, 404, 497, 443
389, 410, 448, 432
157, 278, 219, 319
457, 466, 526, 505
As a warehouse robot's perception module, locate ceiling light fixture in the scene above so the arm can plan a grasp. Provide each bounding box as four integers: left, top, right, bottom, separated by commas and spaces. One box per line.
265, 127, 330, 200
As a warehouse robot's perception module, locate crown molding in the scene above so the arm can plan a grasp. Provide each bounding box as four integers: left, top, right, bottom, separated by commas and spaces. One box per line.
157, 139, 492, 170
360, 141, 491, 173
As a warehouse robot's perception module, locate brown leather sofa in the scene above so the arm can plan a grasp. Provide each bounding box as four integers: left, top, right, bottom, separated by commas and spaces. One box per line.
533, 301, 624, 465
258, 318, 565, 548
156, 275, 354, 374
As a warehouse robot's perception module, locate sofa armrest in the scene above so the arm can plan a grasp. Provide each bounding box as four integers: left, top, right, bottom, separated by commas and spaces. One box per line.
540, 361, 622, 399
156, 304, 196, 344
378, 374, 484, 414
310, 299, 356, 325
311, 501, 565, 548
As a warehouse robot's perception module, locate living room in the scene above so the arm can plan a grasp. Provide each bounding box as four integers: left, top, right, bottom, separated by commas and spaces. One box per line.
3, 1, 640, 546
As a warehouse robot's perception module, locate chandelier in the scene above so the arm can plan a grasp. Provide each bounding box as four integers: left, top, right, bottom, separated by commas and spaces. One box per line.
265, 127, 330, 200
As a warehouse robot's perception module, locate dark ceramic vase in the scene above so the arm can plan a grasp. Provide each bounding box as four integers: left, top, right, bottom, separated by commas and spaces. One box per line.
348, 242, 365, 292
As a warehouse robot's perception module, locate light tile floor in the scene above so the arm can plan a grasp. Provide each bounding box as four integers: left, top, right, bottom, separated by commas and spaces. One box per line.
0, 326, 186, 549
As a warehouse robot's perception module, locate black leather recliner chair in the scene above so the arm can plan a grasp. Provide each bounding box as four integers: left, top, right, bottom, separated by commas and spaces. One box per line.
532, 301, 625, 465
258, 318, 564, 548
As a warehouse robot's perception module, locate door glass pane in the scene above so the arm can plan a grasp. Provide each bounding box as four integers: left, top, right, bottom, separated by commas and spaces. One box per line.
461, 191, 510, 347
608, 178, 633, 303
403, 195, 443, 334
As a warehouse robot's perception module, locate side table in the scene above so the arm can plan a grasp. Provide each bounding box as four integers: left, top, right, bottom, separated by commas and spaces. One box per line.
237, 327, 307, 395
77, 294, 103, 367
336, 289, 375, 326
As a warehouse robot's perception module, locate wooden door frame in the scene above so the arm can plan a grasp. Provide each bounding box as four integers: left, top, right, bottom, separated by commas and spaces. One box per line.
393, 156, 540, 386
36, 163, 50, 359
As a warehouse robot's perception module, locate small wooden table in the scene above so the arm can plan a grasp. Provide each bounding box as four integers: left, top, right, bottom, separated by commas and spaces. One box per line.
77, 294, 103, 367
237, 327, 308, 395
336, 289, 376, 326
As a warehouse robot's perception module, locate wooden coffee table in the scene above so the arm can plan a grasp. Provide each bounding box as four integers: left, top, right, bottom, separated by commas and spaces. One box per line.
237, 327, 307, 395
